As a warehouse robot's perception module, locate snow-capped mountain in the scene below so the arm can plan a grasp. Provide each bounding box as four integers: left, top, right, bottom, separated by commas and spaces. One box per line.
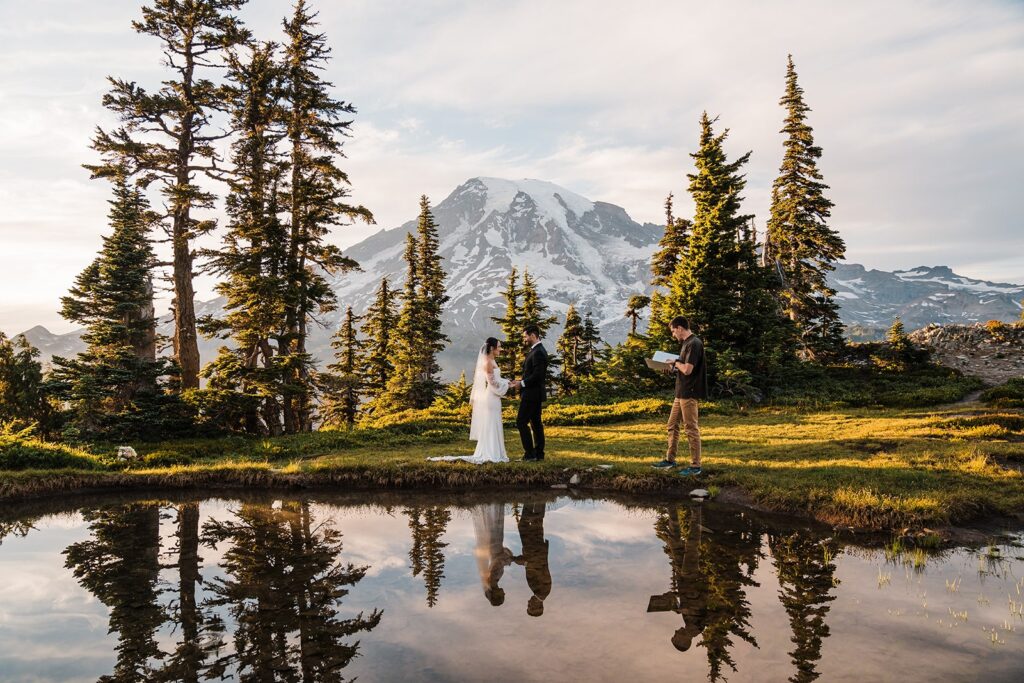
14, 177, 1023, 375
316, 177, 663, 375
829, 263, 1024, 337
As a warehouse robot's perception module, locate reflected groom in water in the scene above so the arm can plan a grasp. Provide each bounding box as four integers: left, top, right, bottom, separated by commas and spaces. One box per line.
514, 501, 552, 617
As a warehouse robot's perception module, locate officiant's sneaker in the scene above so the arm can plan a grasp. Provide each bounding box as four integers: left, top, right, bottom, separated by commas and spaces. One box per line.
678, 466, 702, 477
651, 459, 676, 469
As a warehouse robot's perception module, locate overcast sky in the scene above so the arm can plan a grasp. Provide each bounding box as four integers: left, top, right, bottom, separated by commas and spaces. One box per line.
1, 0, 1022, 334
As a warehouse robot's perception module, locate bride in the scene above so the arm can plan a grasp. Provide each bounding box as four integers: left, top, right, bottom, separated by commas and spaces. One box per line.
429, 337, 509, 464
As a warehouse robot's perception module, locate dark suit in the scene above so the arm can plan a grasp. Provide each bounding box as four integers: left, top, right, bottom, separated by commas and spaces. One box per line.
517, 343, 548, 459
516, 501, 551, 617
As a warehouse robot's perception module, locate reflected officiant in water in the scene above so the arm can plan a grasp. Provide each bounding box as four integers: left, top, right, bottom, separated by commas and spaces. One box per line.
648, 502, 708, 652
472, 503, 514, 606
514, 500, 551, 617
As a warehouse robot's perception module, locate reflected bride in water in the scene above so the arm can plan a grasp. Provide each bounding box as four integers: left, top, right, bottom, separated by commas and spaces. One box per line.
472, 502, 514, 605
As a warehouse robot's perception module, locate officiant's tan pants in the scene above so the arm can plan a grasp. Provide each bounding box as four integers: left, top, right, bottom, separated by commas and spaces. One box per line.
666, 398, 701, 465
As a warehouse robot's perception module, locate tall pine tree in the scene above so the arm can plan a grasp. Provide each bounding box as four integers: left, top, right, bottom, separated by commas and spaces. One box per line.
766, 56, 846, 357
650, 193, 691, 287
50, 175, 183, 440
0, 334, 53, 433
376, 199, 448, 411
491, 268, 523, 379
280, 0, 374, 431
519, 269, 558, 337
201, 42, 288, 435
625, 295, 651, 336
664, 113, 792, 386
87, 0, 250, 390
319, 306, 364, 428
360, 276, 398, 402
555, 304, 584, 394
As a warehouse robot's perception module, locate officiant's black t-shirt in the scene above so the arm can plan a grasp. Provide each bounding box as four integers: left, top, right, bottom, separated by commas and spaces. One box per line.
675, 335, 708, 399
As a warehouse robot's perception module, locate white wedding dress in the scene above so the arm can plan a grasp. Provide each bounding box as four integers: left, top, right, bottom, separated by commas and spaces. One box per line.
428, 348, 509, 464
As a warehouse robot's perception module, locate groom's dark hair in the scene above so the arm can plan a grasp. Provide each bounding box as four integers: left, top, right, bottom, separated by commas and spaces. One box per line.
670, 316, 690, 330
523, 324, 541, 338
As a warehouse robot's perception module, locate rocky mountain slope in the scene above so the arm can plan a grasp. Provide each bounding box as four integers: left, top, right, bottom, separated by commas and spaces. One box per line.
832, 264, 1023, 338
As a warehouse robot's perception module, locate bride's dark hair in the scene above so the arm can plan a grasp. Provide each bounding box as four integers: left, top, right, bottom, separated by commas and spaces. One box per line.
482, 337, 500, 355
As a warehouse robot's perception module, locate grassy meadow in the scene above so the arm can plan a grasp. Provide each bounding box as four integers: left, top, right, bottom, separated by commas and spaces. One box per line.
2, 365, 1022, 531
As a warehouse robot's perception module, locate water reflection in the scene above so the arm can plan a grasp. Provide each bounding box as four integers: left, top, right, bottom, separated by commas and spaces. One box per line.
0, 493, 1021, 682
63, 503, 164, 683
514, 501, 551, 617
201, 501, 382, 681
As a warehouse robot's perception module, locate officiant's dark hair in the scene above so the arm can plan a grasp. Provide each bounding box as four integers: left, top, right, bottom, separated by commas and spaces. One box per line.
670, 316, 690, 330
483, 337, 500, 354
523, 324, 541, 338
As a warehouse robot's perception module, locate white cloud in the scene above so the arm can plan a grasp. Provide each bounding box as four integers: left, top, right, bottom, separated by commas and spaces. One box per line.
1, 0, 1022, 335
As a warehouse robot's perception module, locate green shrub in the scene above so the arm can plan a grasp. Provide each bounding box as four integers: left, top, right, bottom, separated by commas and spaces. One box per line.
981, 378, 1024, 408
0, 434, 104, 471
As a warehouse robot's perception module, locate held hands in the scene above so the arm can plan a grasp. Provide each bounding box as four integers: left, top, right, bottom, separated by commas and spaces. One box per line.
510, 379, 522, 389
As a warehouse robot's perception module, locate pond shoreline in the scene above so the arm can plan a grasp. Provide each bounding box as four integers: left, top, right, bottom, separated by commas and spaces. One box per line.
2, 463, 1022, 540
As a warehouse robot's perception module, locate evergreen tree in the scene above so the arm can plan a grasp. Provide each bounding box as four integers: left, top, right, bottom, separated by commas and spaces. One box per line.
578, 311, 604, 377
280, 0, 374, 432
885, 316, 914, 368
491, 268, 523, 379
406, 506, 451, 607
625, 295, 651, 336
434, 371, 471, 410
413, 195, 450, 399
376, 200, 447, 412
63, 504, 165, 682
664, 113, 793, 387
520, 269, 560, 385
0, 333, 53, 432
650, 193, 691, 287
200, 42, 288, 436
375, 234, 423, 412
201, 501, 382, 678
555, 304, 584, 394
87, 0, 251, 390
766, 56, 846, 357
50, 175, 185, 440
519, 269, 558, 337
769, 532, 839, 683
320, 307, 365, 428
361, 276, 398, 401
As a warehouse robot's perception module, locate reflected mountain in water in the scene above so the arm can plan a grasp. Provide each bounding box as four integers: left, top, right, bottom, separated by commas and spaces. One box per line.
0, 492, 1021, 682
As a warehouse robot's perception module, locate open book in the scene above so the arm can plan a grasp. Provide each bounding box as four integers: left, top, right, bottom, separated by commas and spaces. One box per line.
644, 350, 679, 372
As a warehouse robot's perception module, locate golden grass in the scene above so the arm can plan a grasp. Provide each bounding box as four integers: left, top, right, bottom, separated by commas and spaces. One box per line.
1, 401, 1022, 530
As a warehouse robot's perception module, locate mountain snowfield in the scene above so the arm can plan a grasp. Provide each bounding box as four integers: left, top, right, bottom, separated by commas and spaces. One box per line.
14, 177, 1024, 378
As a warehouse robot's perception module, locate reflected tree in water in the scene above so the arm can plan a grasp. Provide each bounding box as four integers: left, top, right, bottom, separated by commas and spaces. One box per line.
652, 503, 761, 682
201, 501, 382, 682
405, 506, 451, 607
1, 518, 38, 546
63, 503, 165, 683
154, 503, 222, 683
769, 532, 839, 683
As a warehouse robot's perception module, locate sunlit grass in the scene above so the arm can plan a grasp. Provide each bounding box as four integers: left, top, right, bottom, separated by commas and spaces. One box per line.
2, 399, 1022, 530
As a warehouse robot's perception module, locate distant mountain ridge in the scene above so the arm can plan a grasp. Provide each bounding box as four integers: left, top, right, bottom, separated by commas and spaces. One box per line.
831, 263, 1023, 338
13, 177, 1024, 374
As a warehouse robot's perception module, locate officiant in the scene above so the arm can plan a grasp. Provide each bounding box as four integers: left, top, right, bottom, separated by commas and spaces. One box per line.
652, 316, 707, 475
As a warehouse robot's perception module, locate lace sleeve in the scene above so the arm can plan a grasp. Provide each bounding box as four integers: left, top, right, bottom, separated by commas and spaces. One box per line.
487, 367, 509, 397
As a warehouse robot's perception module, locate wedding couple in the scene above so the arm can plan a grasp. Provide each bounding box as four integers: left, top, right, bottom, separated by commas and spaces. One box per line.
430, 324, 548, 465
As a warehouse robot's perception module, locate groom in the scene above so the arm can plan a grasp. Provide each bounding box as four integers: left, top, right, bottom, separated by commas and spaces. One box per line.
511, 324, 548, 461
